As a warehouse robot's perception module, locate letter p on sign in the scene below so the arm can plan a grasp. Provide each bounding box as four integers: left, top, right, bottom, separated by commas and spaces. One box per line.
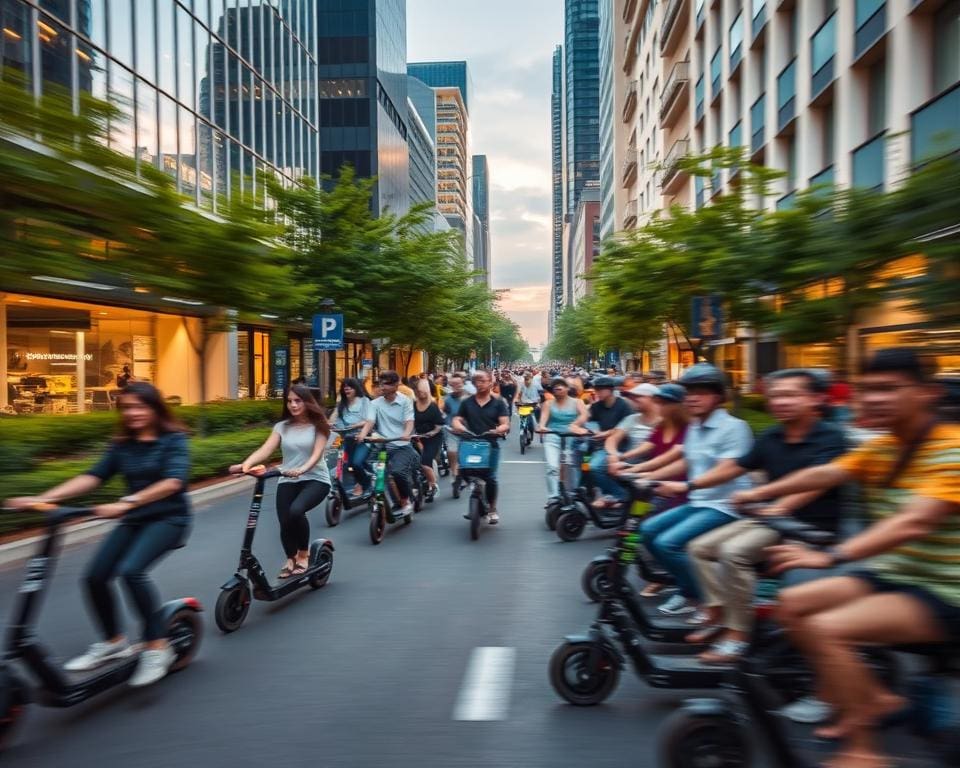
312, 314, 344, 351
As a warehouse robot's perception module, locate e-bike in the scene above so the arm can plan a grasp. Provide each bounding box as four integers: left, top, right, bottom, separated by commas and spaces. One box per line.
0, 504, 202, 748
457, 429, 506, 541
364, 437, 423, 545
215, 467, 334, 632
517, 403, 537, 454
325, 425, 375, 527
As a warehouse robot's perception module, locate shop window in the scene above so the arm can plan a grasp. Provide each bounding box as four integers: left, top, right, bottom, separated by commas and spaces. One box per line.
289, 337, 303, 381
253, 331, 270, 398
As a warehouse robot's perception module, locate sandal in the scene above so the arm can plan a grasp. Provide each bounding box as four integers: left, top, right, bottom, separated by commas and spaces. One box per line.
685, 625, 724, 644
699, 639, 750, 664
278, 563, 295, 579
290, 561, 309, 577
640, 582, 666, 598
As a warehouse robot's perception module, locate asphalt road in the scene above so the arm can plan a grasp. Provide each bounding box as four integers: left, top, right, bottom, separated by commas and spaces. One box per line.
0, 428, 728, 768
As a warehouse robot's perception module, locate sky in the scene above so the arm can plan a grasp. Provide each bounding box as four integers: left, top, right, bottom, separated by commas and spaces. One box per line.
406, 0, 564, 349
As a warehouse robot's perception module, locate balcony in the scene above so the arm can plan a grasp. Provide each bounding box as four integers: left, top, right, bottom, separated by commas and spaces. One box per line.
660, 60, 690, 127
852, 131, 886, 191
623, 33, 637, 72
810, 12, 837, 103
660, 0, 689, 57
910, 82, 960, 165
751, 0, 767, 42
729, 12, 744, 74
750, 94, 765, 155
777, 58, 797, 133
623, 80, 638, 122
622, 149, 639, 186
710, 48, 722, 99
854, 0, 886, 61
623, 199, 639, 228
695, 76, 705, 123
623, 0, 639, 22
661, 138, 690, 193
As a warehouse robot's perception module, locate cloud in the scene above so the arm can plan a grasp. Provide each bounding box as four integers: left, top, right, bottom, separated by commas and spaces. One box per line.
407, 1, 562, 347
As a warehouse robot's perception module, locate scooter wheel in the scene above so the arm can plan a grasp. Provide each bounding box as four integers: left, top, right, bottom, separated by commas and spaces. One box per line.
468, 496, 482, 541
452, 477, 462, 499
0, 667, 27, 752
544, 503, 560, 531
548, 641, 619, 706
581, 558, 616, 602
325, 495, 342, 528
556, 511, 587, 542
520, 439, 526, 455
658, 709, 751, 768
214, 583, 250, 633
166, 607, 203, 672
369, 505, 386, 545
413, 477, 425, 513
309, 544, 334, 590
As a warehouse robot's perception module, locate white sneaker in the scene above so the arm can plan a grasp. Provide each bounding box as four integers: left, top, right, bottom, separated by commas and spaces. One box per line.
129, 646, 176, 688
64, 639, 133, 672
397, 502, 414, 517
780, 696, 832, 724
658, 594, 697, 615
487, 511, 500, 524
685, 610, 710, 625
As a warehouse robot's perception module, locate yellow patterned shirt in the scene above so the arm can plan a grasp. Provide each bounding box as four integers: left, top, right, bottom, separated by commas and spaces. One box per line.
834, 424, 960, 606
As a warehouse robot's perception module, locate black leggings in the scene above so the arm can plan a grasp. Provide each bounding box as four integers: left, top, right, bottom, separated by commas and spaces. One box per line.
275, 480, 330, 558
419, 434, 443, 467
85, 518, 190, 642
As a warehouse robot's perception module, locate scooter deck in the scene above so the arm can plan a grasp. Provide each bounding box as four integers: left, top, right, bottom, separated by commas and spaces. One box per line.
642, 652, 731, 689
252, 562, 330, 601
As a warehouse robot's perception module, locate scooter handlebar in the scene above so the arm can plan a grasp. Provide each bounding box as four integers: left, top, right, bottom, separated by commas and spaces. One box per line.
229, 465, 283, 479
2, 503, 95, 524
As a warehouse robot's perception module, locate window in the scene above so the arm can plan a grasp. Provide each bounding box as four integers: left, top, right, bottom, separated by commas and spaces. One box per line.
822, 103, 835, 168
933, 0, 960, 94
867, 59, 886, 135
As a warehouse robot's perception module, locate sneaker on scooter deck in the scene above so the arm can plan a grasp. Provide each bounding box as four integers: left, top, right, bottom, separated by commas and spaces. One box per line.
215, 467, 334, 633
0, 502, 202, 748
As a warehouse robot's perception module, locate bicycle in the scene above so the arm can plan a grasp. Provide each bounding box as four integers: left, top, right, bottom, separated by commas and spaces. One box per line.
456, 429, 506, 541
516, 402, 537, 454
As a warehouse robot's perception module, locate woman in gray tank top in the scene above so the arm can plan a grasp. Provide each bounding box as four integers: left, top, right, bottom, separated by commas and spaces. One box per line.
232, 385, 332, 579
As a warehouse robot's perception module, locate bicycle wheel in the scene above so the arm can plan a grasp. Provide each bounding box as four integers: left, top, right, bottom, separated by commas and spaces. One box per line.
468, 495, 482, 541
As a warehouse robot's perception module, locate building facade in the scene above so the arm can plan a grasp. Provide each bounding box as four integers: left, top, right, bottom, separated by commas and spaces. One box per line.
569, 185, 602, 305
471, 154, 491, 283
565, 0, 602, 217
317, 0, 410, 216
0, 0, 321, 412
598, 0, 619, 239
549, 45, 565, 338
407, 96, 437, 215
607, 0, 960, 382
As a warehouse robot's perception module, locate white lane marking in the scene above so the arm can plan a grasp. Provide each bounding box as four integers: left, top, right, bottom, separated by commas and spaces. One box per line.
500, 460, 546, 464
453, 646, 516, 721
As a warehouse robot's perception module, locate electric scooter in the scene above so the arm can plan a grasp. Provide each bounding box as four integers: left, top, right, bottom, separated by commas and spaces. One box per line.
215, 466, 334, 632
0, 504, 203, 749
517, 403, 537, 454
325, 425, 375, 527
457, 429, 506, 541
365, 437, 424, 545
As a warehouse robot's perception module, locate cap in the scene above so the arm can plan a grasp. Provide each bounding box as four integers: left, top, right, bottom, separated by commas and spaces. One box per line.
654, 383, 687, 403
593, 376, 617, 388
627, 383, 660, 397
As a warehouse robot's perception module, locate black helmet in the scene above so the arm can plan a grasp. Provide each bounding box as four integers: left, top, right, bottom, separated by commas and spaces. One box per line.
678, 363, 726, 394
593, 375, 617, 389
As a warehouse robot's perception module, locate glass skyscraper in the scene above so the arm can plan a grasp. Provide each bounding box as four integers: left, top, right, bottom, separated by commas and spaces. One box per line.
317, 0, 409, 216
472, 154, 490, 283
549, 44, 564, 336
407, 60, 471, 113
0, 0, 320, 211
564, 0, 600, 216
597, 0, 615, 240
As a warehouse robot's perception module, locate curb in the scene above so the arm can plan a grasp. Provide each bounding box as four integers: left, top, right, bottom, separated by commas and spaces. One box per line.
0, 475, 257, 568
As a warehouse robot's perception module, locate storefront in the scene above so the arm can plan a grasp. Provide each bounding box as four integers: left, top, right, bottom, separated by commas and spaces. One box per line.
1, 291, 228, 414
860, 324, 960, 376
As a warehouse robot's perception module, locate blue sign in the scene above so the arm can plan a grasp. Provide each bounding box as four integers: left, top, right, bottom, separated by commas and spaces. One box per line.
272, 348, 289, 393
312, 314, 344, 351
361, 358, 373, 367
691, 296, 724, 340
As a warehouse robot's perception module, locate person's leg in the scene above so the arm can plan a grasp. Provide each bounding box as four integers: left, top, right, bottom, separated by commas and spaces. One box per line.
639, 503, 693, 567
715, 523, 781, 634
589, 449, 627, 502
486, 446, 501, 518
116, 519, 189, 644
287, 481, 330, 568
274, 482, 299, 564
543, 436, 561, 498
83, 524, 137, 641
348, 440, 371, 491
388, 448, 414, 505
687, 519, 756, 624
792, 591, 946, 767
649, 508, 733, 600
447, 434, 460, 480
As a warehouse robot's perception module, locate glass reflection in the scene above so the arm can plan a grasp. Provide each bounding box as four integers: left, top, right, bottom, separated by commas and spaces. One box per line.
1, 1, 33, 88
179, 107, 197, 198
135, 0, 155, 83
38, 15, 70, 91
177, 5, 195, 109
136, 81, 158, 168
110, 0, 133, 68
157, 0, 175, 94
108, 64, 135, 155
160, 94, 178, 183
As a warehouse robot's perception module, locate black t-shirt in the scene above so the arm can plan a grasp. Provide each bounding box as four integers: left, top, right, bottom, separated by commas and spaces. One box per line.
457, 395, 509, 436
589, 396, 633, 432
499, 381, 517, 401
737, 421, 847, 531
414, 402, 445, 436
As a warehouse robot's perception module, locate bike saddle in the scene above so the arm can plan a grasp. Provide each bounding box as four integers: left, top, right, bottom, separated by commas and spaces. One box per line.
761, 517, 837, 547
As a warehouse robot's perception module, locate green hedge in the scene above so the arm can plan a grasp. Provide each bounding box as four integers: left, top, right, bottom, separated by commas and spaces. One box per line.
0, 399, 282, 472
0, 426, 276, 535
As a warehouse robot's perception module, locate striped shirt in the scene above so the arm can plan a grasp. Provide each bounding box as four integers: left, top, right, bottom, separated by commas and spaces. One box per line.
834, 423, 960, 606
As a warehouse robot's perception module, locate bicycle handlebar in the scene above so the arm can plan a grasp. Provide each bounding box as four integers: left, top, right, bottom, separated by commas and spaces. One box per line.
331, 425, 364, 434
455, 429, 507, 441
536, 429, 594, 438
362, 436, 410, 444
2, 503, 96, 524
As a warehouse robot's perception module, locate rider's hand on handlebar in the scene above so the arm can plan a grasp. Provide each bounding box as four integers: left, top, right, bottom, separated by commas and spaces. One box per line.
754, 505, 788, 517
4, 496, 51, 511
654, 480, 687, 498
764, 543, 832, 574
731, 488, 764, 507
283, 468, 305, 479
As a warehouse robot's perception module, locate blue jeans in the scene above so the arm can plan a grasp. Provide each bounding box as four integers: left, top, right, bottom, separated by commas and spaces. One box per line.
345, 438, 371, 490
588, 448, 628, 501
640, 504, 734, 600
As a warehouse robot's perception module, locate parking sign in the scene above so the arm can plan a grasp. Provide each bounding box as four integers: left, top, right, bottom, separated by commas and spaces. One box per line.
312, 314, 344, 351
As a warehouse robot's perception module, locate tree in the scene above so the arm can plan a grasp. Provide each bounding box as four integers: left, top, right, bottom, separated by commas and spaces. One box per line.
544, 302, 596, 363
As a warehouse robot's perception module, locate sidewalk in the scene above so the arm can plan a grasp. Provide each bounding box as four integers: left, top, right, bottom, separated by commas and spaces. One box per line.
0, 474, 257, 567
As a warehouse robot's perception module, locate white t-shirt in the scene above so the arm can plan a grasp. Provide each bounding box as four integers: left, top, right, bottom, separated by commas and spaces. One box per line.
615, 413, 656, 451
273, 421, 331, 485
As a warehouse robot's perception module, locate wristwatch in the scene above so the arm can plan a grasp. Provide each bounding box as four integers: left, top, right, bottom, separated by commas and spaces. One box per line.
685, 479, 697, 493
119, 495, 141, 507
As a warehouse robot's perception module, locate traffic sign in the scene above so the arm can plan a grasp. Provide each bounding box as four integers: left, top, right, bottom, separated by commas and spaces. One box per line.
312, 314, 344, 351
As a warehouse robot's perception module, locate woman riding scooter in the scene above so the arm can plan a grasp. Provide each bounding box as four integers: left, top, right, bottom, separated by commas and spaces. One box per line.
5, 382, 192, 687
231, 384, 332, 579
333, 377, 372, 496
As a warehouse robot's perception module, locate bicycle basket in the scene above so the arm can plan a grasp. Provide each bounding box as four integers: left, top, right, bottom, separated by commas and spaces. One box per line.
517, 404, 534, 417
459, 439, 492, 469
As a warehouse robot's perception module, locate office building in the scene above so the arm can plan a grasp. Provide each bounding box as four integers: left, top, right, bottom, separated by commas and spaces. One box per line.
568, 185, 602, 305
318, 0, 410, 216
598, 0, 621, 239
472, 154, 491, 283
0, 0, 325, 411
408, 97, 437, 214
408, 61, 474, 257
565, 0, 602, 216
549, 45, 565, 338
608, 0, 960, 380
